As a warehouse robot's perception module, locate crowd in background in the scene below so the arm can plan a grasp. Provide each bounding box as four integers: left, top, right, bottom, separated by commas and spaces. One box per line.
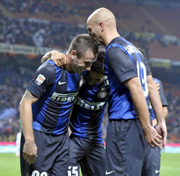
0, 0, 180, 143
0, 0, 180, 59
0, 11, 83, 49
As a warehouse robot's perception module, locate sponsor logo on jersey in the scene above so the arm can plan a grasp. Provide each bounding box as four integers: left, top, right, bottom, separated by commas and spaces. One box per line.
105, 170, 115, 175
51, 92, 78, 102
35, 74, 46, 85
74, 96, 106, 110
58, 81, 66, 85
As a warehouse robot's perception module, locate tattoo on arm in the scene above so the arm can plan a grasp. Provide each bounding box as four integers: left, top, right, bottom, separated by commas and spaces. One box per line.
24, 90, 38, 103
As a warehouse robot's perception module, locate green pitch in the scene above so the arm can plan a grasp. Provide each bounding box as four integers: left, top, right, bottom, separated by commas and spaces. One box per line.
0, 153, 180, 176
160, 153, 180, 176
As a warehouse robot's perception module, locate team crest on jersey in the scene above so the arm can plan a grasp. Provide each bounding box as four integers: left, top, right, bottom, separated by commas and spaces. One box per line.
98, 90, 107, 99
35, 74, 46, 85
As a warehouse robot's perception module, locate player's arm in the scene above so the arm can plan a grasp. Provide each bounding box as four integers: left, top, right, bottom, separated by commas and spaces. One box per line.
147, 75, 167, 149
19, 62, 55, 164
153, 79, 168, 119
107, 47, 161, 148
147, 75, 165, 123
158, 80, 168, 119
124, 78, 161, 148
41, 50, 66, 68
163, 106, 168, 119
41, 51, 51, 63
19, 90, 38, 165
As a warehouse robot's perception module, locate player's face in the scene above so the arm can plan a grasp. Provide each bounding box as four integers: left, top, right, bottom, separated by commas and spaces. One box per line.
85, 70, 103, 86
71, 50, 96, 73
86, 21, 104, 45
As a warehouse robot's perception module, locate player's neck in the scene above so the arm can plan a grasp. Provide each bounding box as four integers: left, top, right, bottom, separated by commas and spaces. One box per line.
64, 53, 73, 72
105, 31, 120, 46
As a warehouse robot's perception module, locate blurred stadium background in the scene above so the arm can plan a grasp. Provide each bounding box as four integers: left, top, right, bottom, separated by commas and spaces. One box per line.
0, 0, 180, 175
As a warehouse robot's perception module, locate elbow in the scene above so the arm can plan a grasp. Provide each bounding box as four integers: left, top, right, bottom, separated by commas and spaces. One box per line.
19, 97, 25, 113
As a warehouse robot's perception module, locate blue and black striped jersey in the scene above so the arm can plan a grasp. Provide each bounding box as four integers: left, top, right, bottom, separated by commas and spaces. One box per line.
105, 37, 151, 120
27, 60, 82, 135
70, 76, 110, 143
150, 78, 168, 120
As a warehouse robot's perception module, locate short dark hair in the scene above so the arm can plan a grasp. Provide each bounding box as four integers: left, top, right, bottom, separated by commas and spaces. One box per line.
68, 34, 98, 59
91, 46, 105, 73
138, 47, 146, 57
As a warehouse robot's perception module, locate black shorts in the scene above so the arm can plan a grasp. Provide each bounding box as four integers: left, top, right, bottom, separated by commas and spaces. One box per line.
105, 119, 148, 176
68, 135, 105, 176
142, 145, 161, 176
20, 130, 69, 176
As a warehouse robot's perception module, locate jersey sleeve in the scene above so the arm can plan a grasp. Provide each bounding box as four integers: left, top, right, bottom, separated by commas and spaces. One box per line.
159, 80, 168, 106
107, 46, 137, 83
27, 63, 56, 98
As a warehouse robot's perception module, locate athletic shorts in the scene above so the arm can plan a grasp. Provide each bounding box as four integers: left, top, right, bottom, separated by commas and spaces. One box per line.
20, 130, 69, 176
142, 145, 161, 176
105, 119, 148, 176
68, 135, 105, 176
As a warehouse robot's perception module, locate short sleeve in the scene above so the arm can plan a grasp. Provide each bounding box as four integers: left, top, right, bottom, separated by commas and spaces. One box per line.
159, 81, 168, 106
27, 63, 56, 98
107, 46, 137, 83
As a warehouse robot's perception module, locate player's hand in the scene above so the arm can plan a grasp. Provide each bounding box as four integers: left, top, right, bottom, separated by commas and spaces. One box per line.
155, 121, 167, 149
154, 80, 160, 91
143, 125, 162, 148
23, 141, 37, 165
51, 52, 66, 69
41, 50, 66, 69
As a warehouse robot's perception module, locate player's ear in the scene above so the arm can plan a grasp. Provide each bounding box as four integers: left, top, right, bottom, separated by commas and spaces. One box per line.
99, 22, 105, 32
99, 74, 104, 83
71, 50, 77, 60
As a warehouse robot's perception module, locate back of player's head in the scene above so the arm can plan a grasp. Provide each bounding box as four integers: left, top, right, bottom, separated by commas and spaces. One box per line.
91, 45, 105, 73
138, 47, 146, 57
68, 34, 98, 59
87, 8, 117, 29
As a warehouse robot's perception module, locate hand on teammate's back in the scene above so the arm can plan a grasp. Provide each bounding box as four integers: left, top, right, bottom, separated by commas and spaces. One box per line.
41, 50, 66, 68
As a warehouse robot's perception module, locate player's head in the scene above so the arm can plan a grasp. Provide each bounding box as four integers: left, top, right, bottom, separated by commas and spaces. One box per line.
138, 47, 146, 57
68, 34, 98, 73
86, 8, 117, 45
85, 46, 105, 86
138, 47, 153, 70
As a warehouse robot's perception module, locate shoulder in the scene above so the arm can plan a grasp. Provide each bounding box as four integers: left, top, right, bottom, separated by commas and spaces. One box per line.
37, 60, 62, 76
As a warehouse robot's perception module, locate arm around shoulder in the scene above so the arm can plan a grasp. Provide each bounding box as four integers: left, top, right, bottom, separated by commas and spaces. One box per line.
41, 50, 66, 67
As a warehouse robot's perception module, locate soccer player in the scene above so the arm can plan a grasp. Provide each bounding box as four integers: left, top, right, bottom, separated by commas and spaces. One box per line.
41, 46, 108, 176
68, 47, 109, 176
142, 78, 168, 176
86, 8, 167, 175
19, 34, 98, 176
